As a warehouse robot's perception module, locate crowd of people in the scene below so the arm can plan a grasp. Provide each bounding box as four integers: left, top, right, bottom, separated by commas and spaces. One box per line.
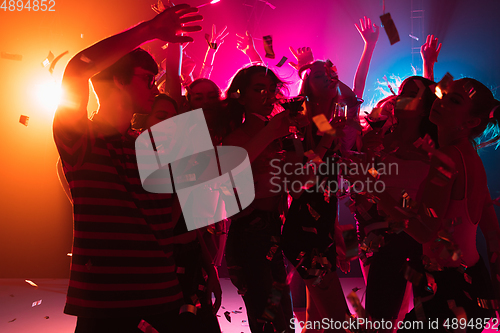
53, 2, 500, 333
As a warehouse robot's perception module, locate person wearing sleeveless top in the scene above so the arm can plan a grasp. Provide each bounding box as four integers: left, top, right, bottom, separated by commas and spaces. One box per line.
396, 78, 500, 332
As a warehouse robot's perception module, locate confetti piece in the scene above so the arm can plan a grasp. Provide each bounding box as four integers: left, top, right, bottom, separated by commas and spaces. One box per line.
179, 304, 198, 315
276, 56, 287, 67
19, 115, 29, 126
263, 35, 275, 59
79, 54, 92, 64
477, 298, 500, 310
67, 253, 72, 256
409, 34, 419, 41
266, 244, 279, 261
224, 311, 231, 322
49, 51, 69, 74
239, 307, 242, 310
219, 185, 233, 196
32, 299, 42, 307
435, 72, 454, 99
367, 168, 378, 178
306, 203, 321, 220
346, 290, 365, 318
380, 13, 400, 45
8, 318, 16, 323
232, 310, 242, 314
44, 316, 49, 319
42, 51, 54, 67
312, 114, 335, 135
425, 207, 438, 218
25, 280, 38, 288
463, 81, 477, 99
1, 52, 22, 61
301, 226, 318, 234
138, 319, 159, 333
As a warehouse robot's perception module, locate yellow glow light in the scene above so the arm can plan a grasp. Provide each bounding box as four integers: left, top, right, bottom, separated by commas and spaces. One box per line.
35, 80, 62, 117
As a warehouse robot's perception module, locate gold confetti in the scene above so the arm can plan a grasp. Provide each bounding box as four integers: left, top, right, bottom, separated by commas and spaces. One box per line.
25, 280, 38, 288
312, 114, 335, 135
435, 72, 454, 99
49, 51, 69, 74
67, 253, 72, 256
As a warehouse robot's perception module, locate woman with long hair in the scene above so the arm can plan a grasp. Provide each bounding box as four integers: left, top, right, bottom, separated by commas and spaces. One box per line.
395, 78, 500, 332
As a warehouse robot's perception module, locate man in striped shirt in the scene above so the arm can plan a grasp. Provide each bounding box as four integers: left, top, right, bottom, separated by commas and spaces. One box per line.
53, 5, 203, 333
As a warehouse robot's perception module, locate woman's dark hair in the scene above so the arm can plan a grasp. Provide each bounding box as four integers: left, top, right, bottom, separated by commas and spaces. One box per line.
224, 65, 287, 129
398, 76, 439, 146
91, 48, 158, 98
153, 93, 178, 113
454, 78, 500, 149
186, 78, 221, 102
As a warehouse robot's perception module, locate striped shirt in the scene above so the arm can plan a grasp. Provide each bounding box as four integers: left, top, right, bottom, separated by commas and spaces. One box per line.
53, 113, 183, 318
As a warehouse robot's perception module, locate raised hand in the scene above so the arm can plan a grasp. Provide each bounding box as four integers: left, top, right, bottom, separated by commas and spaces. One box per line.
206, 24, 229, 51
355, 16, 379, 46
288, 46, 314, 71
236, 31, 256, 55
148, 4, 203, 44
420, 34, 441, 64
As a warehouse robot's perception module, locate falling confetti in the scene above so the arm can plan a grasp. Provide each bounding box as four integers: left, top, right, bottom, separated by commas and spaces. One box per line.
224, 311, 231, 322
138, 319, 159, 333
380, 13, 400, 45
42, 51, 54, 67
276, 56, 287, 67
25, 280, 38, 288
263, 35, 275, 59
32, 299, 42, 307
44, 316, 50, 319
1, 52, 23, 61
49, 51, 69, 74
8, 318, 16, 323
19, 115, 29, 126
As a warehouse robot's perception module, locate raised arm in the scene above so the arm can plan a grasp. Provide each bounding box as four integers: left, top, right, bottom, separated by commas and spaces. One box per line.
288, 46, 314, 74
198, 24, 229, 79
160, 43, 183, 105
353, 16, 379, 99
420, 34, 442, 81
54, 4, 202, 132
236, 31, 263, 64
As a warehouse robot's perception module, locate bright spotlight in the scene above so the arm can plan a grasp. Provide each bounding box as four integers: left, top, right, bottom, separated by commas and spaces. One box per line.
35, 80, 62, 117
